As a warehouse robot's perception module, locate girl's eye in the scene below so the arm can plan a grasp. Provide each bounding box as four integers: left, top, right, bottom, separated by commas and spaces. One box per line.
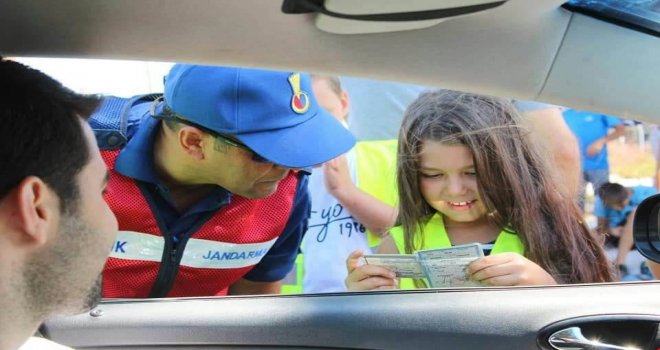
465, 171, 477, 176
421, 173, 442, 178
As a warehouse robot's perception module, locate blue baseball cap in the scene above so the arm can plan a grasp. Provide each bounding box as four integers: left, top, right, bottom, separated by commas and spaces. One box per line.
161, 64, 356, 168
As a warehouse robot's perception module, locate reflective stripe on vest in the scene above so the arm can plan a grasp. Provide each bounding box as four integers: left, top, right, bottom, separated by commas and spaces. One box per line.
110, 231, 278, 269
389, 213, 524, 289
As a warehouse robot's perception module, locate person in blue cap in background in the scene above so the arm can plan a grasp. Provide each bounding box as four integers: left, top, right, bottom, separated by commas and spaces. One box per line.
92, 64, 355, 298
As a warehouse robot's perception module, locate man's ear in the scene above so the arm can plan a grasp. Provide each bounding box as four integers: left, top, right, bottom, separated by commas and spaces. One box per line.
6, 176, 58, 247
178, 126, 206, 160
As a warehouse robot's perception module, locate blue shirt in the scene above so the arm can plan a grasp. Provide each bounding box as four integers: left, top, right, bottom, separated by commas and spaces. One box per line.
594, 185, 657, 227
563, 109, 622, 171
112, 104, 311, 282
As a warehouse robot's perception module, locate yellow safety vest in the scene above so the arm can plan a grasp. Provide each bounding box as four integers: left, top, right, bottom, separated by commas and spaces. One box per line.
281, 139, 399, 294
389, 213, 524, 290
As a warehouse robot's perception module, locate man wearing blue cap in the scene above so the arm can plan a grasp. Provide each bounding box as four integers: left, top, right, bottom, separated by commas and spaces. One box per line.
92, 64, 355, 297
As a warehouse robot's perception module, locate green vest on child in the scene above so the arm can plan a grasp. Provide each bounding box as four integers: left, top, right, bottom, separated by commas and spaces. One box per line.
389, 213, 524, 289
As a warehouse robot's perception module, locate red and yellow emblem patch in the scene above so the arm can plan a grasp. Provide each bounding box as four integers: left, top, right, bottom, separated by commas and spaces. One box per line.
288, 73, 310, 114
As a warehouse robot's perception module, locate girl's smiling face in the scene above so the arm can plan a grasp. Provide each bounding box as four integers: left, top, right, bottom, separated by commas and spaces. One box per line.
418, 141, 487, 225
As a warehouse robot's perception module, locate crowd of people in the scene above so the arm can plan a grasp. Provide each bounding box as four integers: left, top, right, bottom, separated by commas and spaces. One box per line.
2, 57, 659, 349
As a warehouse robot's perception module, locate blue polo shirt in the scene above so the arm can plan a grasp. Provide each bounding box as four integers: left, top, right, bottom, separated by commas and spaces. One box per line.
111, 104, 311, 282
594, 185, 657, 227
563, 109, 622, 171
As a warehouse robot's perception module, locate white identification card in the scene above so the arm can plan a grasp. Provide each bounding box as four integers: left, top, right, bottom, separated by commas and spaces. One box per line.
416, 243, 483, 260
417, 243, 484, 288
362, 243, 485, 287
361, 254, 426, 278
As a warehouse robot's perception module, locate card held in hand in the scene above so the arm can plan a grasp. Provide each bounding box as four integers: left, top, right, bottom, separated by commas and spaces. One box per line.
417, 243, 484, 288
361, 243, 485, 287
361, 254, 426, 278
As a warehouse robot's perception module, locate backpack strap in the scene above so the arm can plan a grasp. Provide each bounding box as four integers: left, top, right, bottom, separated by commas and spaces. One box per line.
91, 93, 162, 150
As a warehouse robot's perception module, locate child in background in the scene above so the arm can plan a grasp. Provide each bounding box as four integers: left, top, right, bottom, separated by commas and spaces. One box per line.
346, 90, 614, 290
596, 182, 656, 279
299, 75, 398, 293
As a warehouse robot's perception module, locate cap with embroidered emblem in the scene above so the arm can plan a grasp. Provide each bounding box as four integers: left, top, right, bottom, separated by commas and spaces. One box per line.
161, 64, 355, 168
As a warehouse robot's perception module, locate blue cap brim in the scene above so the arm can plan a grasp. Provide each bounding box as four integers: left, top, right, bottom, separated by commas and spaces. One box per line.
237, 110, 356, 168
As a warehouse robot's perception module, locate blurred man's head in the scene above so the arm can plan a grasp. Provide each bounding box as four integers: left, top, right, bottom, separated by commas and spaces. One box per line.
598, 182, 631, 210
0, 58, 118, 349
311, 74, 350, 123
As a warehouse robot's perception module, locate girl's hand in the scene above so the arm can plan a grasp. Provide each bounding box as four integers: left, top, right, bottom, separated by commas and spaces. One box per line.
467, 253, 557, 286
345, 250, 398, 291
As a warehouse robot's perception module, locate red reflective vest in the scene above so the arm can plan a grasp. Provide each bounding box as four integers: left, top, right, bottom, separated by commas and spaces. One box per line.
100, 149, 299, 298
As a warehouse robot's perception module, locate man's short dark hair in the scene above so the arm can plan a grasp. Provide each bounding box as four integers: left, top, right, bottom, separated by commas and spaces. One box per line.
598, 182, 628, 207
0, 58, 102, 212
